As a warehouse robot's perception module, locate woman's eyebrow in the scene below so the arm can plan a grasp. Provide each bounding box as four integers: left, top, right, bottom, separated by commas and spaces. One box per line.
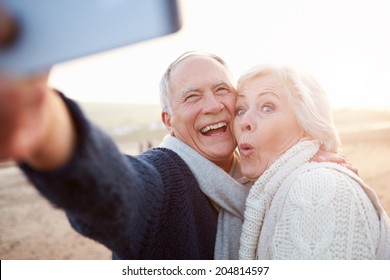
238, 91, 278, 98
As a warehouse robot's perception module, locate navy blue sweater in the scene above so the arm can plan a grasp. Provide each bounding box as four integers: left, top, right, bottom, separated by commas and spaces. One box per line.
20, 95, 218, 259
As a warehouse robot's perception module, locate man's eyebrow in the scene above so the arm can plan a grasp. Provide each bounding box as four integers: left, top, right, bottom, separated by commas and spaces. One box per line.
182, 87, 200, 94
214, 80, 232, 88
182, 80, 232, 94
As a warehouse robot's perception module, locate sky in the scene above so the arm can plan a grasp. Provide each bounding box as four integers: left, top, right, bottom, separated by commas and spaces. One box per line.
49, 0, 390, 109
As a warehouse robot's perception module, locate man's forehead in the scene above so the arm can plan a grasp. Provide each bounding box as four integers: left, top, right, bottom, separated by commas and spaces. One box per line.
171, 57, 229, 83
173, 55, 223, 72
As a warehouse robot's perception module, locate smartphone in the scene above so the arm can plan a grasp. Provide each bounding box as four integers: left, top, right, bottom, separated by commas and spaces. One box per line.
0, 0, 181, 75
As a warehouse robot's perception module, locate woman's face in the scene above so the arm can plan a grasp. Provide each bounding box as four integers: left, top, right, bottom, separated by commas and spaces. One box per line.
233, 73, 307, 180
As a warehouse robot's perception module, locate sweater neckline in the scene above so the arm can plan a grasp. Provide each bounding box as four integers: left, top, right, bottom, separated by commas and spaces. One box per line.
254, 140, 320, 190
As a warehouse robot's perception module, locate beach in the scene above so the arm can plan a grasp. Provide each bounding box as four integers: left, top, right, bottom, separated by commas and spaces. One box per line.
1, 106, 389, 259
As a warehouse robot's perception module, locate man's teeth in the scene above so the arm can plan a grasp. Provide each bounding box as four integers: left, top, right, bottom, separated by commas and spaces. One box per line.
201, 122, 227, 133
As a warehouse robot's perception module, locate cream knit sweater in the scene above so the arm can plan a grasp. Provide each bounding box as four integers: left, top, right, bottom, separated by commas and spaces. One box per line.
239, 140, 390, 259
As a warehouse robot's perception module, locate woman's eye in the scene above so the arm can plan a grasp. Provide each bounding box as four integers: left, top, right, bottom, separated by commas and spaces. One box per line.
236, 108, 246, 116
261, 105, 274, 113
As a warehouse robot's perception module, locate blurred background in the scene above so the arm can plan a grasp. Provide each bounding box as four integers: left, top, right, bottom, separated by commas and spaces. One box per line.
49, 0, 390, 109
1, 0, 390, 259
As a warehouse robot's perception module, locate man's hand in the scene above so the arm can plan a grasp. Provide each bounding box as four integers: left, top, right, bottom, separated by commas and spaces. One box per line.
0, 73, 76, 170
311, 150, 358, 175
0, 6, 19, 48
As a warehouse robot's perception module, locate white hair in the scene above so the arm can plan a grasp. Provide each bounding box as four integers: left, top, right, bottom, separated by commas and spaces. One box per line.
237, 65, 341, 152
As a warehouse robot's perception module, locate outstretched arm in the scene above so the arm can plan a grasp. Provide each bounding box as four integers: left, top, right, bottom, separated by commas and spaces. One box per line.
0, 73, 165, 259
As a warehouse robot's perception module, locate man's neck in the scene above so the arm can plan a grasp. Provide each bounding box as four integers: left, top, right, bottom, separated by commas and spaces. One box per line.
215, 154, 234, 173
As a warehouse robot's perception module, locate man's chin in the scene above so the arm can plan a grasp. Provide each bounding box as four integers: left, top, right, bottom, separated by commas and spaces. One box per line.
200, 141, 235, 158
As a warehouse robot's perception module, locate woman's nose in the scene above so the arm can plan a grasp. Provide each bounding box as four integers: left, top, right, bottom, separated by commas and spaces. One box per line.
239, 111, 254, 132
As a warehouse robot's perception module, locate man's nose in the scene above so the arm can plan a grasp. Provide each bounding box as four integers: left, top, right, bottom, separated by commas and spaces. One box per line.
202, 93, 223, 114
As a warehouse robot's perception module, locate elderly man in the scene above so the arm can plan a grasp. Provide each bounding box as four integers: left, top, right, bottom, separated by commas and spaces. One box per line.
0, 51, 253, 259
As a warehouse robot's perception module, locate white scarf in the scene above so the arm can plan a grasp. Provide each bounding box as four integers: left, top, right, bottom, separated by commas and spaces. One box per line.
239, 140, 319, 259
160, 135, 250, 259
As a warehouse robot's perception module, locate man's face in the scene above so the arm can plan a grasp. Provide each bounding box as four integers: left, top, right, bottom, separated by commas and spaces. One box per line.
163, 56, 237, 168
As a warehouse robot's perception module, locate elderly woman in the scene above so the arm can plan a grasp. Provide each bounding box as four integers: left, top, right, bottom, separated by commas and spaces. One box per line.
234, 65, 390, 259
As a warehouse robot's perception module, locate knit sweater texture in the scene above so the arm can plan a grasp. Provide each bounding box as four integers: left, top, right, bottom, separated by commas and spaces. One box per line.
239, 140, 390, 259
20, 94, 218, 259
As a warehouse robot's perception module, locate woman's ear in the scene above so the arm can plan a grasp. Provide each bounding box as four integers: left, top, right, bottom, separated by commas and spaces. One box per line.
161, 112, 174, 136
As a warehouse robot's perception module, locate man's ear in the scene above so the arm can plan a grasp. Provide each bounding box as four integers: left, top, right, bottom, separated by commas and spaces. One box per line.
161, 112, 175, 136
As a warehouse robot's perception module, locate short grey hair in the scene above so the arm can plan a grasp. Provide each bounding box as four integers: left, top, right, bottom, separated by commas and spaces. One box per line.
237, 65, 341, 152
159, 51, 232, 114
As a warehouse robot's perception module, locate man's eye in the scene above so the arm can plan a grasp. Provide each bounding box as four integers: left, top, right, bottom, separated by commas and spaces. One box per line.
216, 87, 230, 94
184, 94, 199, 101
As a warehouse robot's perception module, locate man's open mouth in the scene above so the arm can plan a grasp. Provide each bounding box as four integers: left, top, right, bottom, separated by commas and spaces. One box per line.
200, 122, 227, 136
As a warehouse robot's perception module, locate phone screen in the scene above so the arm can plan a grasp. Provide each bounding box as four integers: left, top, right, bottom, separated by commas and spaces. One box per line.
0, 0, 181, 75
